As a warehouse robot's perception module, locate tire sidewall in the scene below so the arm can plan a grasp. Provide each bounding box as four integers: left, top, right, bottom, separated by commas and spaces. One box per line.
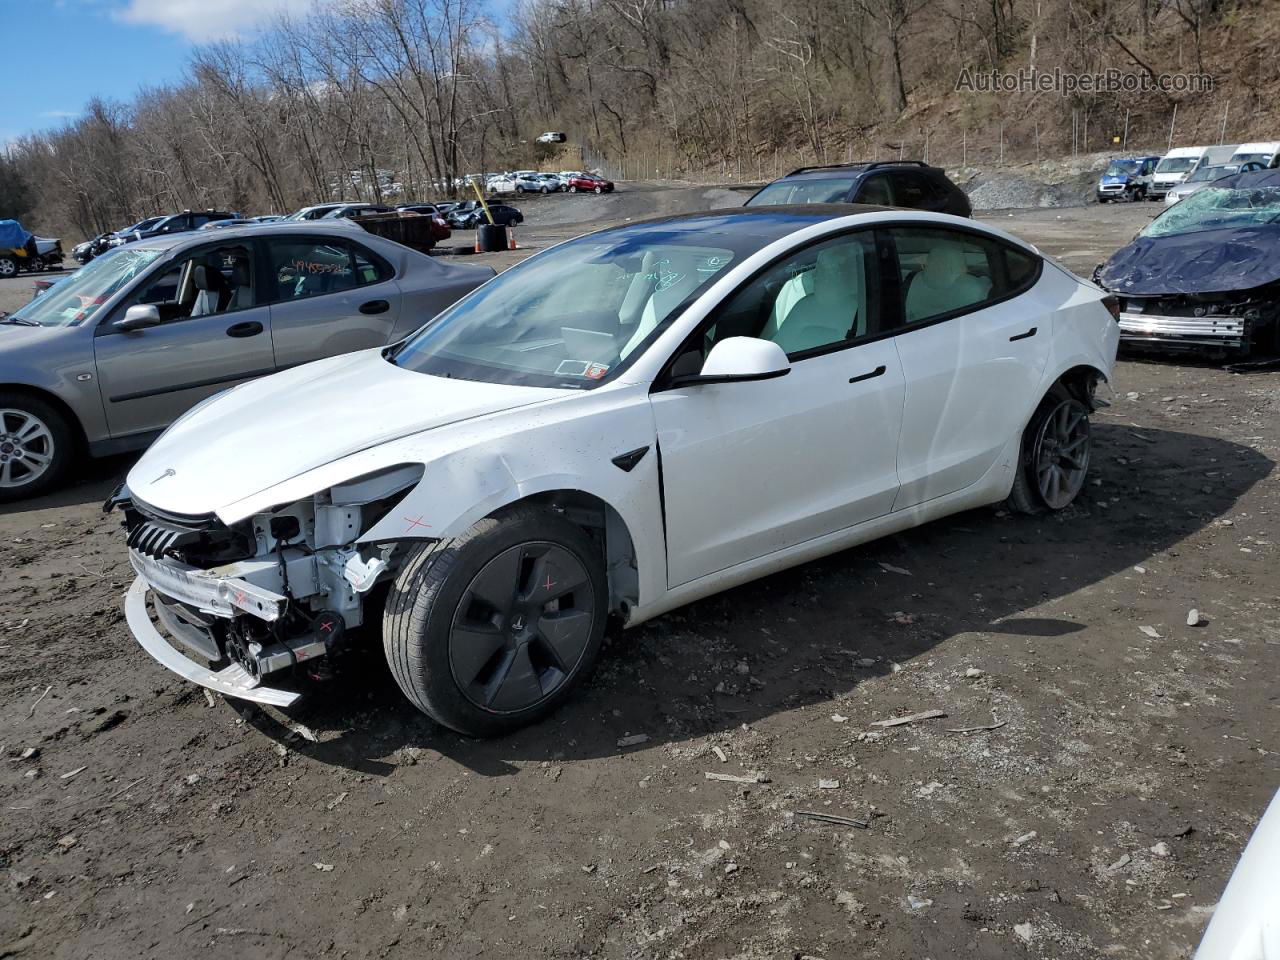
386, 508, 608, 736
1010, 384, 1089, 513
0, 392, 77, 502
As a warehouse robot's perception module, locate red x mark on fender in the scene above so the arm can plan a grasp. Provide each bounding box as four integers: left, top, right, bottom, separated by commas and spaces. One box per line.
404, 515, 432, 533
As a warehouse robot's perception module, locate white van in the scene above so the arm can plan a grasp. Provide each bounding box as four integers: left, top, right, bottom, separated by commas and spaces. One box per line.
1151, 146, 1210, 198
1230, 141, 1280, 167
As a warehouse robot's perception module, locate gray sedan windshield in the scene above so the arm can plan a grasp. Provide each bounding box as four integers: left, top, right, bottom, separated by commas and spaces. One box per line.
748, 177, 857, 205
8, 248, 164, 327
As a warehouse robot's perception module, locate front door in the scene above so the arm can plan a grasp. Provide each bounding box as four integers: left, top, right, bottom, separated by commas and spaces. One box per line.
885, 225, 1051, 508
94, 240, 274, 440
261, 234, 402, 369
651, 230, 905, 587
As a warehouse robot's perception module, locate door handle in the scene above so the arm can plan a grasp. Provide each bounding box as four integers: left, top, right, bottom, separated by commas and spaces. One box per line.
1009, 326, 1038, 342
225, 320, 264, 338
359, 299, 390, 315
849, 365, 887, 384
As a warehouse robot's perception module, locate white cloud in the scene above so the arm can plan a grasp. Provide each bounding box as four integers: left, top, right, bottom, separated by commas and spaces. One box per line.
115, 0, 332, 42
40, 110, 81, 119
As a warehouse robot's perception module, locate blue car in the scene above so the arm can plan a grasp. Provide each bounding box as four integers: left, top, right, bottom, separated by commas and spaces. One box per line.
1097, 156, 1161, 202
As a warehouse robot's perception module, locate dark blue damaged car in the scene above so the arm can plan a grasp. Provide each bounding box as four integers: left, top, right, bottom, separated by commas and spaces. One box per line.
1096, 168, 1280, 356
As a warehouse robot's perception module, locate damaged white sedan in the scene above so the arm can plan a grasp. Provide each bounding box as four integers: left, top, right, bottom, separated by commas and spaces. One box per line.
111, 206, 1119, 736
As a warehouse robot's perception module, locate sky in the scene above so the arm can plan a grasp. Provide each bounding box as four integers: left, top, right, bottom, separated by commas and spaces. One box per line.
0, 0, 334, 148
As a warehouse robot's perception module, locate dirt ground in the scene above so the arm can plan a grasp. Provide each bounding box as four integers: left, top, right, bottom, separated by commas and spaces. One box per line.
1, 191, 1277, 960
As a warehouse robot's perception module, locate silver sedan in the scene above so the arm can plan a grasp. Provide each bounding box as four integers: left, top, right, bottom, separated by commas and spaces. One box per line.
0, 221, 493, 500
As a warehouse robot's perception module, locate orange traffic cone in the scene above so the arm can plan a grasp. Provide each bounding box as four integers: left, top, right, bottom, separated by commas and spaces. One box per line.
507, 226, 519, 250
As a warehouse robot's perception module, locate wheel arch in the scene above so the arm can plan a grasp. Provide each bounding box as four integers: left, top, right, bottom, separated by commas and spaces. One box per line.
1051, 362, 1109, 411
490, 488, 640, 622
0, 382, 88, 451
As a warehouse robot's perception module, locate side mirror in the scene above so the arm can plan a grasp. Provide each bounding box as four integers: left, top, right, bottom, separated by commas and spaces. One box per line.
670, 337, 791, 387
115, 304, 161, 332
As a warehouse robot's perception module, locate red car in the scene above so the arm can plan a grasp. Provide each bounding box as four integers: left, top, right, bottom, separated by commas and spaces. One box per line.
565, 174, 614, 194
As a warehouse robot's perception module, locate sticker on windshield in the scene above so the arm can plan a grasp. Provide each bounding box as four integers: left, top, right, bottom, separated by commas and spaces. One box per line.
555, 359, 611, 379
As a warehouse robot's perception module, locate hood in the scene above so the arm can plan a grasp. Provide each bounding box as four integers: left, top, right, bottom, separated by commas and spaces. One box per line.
1100, 174, 1132, 184
1097, 224, 1280, 295
129, 349, 568, 516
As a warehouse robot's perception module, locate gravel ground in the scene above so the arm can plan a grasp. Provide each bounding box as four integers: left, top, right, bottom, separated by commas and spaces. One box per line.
1, 191, 1277, 960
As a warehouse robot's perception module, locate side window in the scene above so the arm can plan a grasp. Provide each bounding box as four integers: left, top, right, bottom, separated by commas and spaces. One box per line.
190, 215, 211, 229
267, 239, 360, 302
118, 243, 255, 323
700, 232, 883, 360
351, 243, 392, 286
892, 172, 930, 208
891, 227, 1040, 326
855, 175, 894, 205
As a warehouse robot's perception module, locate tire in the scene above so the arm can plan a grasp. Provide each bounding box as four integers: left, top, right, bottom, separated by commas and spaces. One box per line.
0, 392, 76, 502
568, 185, 577, 193
384, 505, 608, 737
0, 256, 18, 278
594, 186, 603, 194
1006, 384, 1091, 515
540, 186, 549, 194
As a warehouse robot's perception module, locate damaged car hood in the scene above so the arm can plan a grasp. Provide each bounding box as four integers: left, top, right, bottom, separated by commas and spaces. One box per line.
1098, 224, 1280, 296
129, 349, 568, 517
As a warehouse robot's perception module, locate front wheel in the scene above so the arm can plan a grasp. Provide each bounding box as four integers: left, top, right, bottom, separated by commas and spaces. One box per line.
594, 186, 603, 194
0, 256, 18, 278
1006, 385, 1091, 514
0, 393, 76, 502
384, 506, 608, 737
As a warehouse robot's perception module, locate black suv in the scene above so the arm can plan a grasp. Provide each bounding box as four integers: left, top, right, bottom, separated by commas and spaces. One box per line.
121, 210, 240, 243
746, 161, 971, 217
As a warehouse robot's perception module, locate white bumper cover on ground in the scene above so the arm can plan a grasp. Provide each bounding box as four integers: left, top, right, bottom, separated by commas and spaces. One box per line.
124, 577, 301, 707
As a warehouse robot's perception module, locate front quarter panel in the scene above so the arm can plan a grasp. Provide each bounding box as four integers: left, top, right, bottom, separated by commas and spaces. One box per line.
0, 324, 109, 445
219, 384, 667, 611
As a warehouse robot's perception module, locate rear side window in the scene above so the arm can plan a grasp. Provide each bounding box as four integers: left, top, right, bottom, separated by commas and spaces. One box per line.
264, 238, 391, 303
890, 172, 934, 207
889, 227, 1041, 326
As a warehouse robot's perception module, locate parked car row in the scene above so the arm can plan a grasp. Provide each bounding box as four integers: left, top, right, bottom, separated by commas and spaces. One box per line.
485, 170, 614, 195
1096, 141, 1280, 203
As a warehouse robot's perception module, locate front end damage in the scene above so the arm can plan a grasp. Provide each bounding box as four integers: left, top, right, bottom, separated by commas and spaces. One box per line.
110, 465, 423, 706
1114, 288, 1280, 355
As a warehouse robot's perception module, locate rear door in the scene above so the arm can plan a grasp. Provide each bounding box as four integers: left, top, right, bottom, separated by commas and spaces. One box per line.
261, 234, 402, 369
93, 239, 274, 439
885, 225, 1050, 508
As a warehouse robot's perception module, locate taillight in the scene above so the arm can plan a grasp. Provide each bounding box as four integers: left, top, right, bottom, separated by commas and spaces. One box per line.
1103, 295, 1121, 321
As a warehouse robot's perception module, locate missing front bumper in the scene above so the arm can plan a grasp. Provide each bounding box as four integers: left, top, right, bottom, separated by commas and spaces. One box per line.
124, 577, 301, 708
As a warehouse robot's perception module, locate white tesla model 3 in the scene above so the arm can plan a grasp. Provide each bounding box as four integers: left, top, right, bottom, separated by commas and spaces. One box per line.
112, 206, 1119, 736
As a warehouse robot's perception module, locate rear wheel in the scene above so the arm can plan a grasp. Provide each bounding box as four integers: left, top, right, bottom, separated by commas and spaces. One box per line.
384, 506, 608, 737
0, 393, 76, 502
1006, 385, 1091, 514
0, 256, 18, 278
568, 185, 578, 193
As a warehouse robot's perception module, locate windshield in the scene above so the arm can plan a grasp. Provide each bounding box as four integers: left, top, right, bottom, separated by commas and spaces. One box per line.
1156, 156, 1199, 174
7, 247, 163, 327
1142, 185, 1280, 237
120, 217, 161, 234
391, 233, 737, 388
748, 177, 858, 205
1185, 165, 1233, 184
1104, 160, 1140, 176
